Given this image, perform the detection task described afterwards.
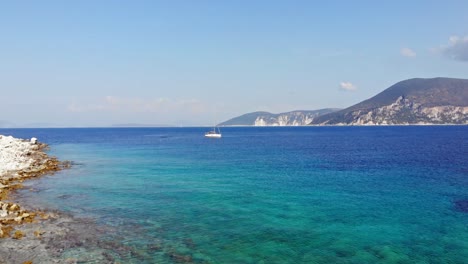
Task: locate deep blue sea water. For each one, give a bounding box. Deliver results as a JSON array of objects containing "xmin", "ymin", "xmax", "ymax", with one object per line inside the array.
[{"xmin": 1, "ymin": 126, "xmax": 467, "ymax": 263}]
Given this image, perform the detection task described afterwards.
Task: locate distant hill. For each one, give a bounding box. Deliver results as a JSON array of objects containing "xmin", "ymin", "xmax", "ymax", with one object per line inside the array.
[
  {"xmin": 311, "ymin": 77, "xmax": 468, "ymax": 125},
  {"xmin": 0, "ymin": 121, "xmax": 16, "ymax": 128},
  {"xmin": 0, "ymin": 121, "xmax": 62, "ymax": 128},
  {"xmin": 111, "ymin": 123, "xmax": 171, "ymax": 127},
  {"xmin": 219, "ymin": 109, "xmax": 340, "ymax": 126}
]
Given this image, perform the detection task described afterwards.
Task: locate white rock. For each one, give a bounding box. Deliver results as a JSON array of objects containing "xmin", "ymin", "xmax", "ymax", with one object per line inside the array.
[
  {"xmin": 0, "ymin": 135, "xmax": 38, "ymax": 177},
  {"xmin": 0, "ymin": 209, "xmax": 8, "ymax": 218}
]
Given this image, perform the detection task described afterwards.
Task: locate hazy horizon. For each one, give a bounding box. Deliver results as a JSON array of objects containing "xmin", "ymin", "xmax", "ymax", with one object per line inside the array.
[{"xmin": 1, "ymin": 1, "xmax": 467, "ymax": 127}]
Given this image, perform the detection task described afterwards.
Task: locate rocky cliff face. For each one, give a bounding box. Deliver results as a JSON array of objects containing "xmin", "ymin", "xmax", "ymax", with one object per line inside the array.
[
  {"xmin": 312, "ymin": 77, "xmax": 468, "ymax": 125},
  {"xmin": 324, "ymin": 96, "xmax": 468, "ymax": 125}
]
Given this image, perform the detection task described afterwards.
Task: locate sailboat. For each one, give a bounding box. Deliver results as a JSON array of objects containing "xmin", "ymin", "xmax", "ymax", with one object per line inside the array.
[{"xmin": 205, "ymin": 125, "xmax": 222, "ymax": 138}]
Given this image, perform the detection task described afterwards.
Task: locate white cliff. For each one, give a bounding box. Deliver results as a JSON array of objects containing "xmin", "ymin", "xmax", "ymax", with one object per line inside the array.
[{"xmin": 253, "ymin": 111, "xmax": 331, "ymax": 126}]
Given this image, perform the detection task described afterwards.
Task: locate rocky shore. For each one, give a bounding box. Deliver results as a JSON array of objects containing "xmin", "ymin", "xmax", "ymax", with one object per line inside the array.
[
  {"xmin": 0, "ymin": 135, "xmax": 121, "ymax": 263},
  {"xmin": 0, "ymin": 135, "xmax": 66, "ymax": 262},
  {"xmin": 0, "ymin": 135, "xmax": 65, "ymax": 233},
  {"xmin": 0, "ymin": 135, "xmax": 178, "ymax": 263}
]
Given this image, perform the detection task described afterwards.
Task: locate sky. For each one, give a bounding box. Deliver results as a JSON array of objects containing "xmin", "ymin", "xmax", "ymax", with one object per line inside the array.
[{"xmin": 1, "ymin": 0, "xmax": 467, "ymax": 127}]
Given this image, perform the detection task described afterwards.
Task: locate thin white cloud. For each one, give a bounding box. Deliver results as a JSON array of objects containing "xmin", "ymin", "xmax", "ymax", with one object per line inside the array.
[
  {"xmin": 68, "ymin": 96, "xmax": 207, "ymax": 114},
  {"xmin": 340, "ymin": 82, "xmax": 357, "ymax": 91},
  {"xmin": 67, "ymin": 102, "xmax": 105, "ymax": 112},
  {"xmin": 438, "ymin": 35, "xmax": 468, "ymax": 61},
  {"xmin": 401, "ymin": 47, "xmax": 416, "ymax": 58}
]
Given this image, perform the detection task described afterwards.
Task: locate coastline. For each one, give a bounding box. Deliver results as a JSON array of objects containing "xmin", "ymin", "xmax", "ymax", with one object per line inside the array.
[
  {"xmin": 0, "ymin": 135, "xmax": 120, "ymax": 263},
  {"xmin": 0, "ymin": 135, "xmax": 68, "ymax": 262},
  {"xmin": 219, "ymin": 123, "xmax": 468, "ymax": 127},
  {"xmin": 0, "ymin": 135, "xmax": 66, "ymax": 232}
]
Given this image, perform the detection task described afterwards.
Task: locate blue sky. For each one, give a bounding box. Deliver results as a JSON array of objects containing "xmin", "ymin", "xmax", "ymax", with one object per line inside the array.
[{"xmin": 1, "ymin": 0, "xmax": 467, "ymax": 127}]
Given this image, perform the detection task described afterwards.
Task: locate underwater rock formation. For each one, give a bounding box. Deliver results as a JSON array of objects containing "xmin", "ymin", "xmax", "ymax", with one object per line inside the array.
[{"xmin": 454, "ymin": 199, "xmax": 468, "ymax": 213}]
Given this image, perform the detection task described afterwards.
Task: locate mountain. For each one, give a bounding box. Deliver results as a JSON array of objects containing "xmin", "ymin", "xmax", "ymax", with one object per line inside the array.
[
  {"xmin": 219, "ymin": 109, "xmax": 340, "ymax": 126},
  {"xmin": 311, "ymin": 77, "xmax": 468, "ymax": 125}
]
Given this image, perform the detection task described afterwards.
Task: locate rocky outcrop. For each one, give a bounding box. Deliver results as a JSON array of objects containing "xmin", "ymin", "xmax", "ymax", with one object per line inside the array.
[
  {"xmin": 0, "ymin": 135, "xmax": 39, "ymax": 176},
  {"xmin": 0, "ymin": 135, "xmax": 131, "ymax": 263},
  {"xmin": 0, "ymin": 135, "xmax": 69, "ymax": 239}
]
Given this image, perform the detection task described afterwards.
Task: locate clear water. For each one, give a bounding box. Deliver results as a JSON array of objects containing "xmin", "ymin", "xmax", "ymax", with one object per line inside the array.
[{"xmin": 1, "ymin": 127, "xmax": 467, "ymax": 263}]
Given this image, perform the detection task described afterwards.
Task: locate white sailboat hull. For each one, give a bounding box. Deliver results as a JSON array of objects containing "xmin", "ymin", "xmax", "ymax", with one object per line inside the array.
[
  {"xmin": 205, "ymin": 124, "xmax": 222, "ymax": 138},
  {"xmin": 205, "ymin": 133, "xmax": 222, "ymax": 138}
]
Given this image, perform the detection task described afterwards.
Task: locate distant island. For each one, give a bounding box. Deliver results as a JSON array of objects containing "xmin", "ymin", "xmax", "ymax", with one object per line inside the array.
[
  {"xmin": 220, "ymin": 77, "xmax": 468, "ymax": 126},
  {"xmin": 111, "ymin": 123, "xmax": 172, "ymax": 127}
]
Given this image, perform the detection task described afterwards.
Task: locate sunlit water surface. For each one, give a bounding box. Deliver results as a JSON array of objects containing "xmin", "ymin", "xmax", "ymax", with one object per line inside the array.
[{"xmin": 2, "ymin": 126, "xmax": 467, "ymax": 263}]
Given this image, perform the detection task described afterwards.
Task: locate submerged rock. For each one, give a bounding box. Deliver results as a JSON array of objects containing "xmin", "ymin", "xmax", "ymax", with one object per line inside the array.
[
  {"xmin": 12, "ymin": 230, "xmax": 24, "ymax": 239},
  {"xmin": 454, "ymin": 199, "xmax": 468, "ymax": 213}
]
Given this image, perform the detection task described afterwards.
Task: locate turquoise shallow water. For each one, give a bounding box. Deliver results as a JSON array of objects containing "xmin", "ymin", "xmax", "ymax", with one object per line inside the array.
[{"xmin": 2, "ymin": 126, "xmax": 468, "ymax": 263}]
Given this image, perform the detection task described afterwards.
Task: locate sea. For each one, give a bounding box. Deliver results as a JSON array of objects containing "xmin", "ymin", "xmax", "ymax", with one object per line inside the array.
[{"xmin": 1, "ymin": 126, "xmax": 467, "ymax": 263}]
